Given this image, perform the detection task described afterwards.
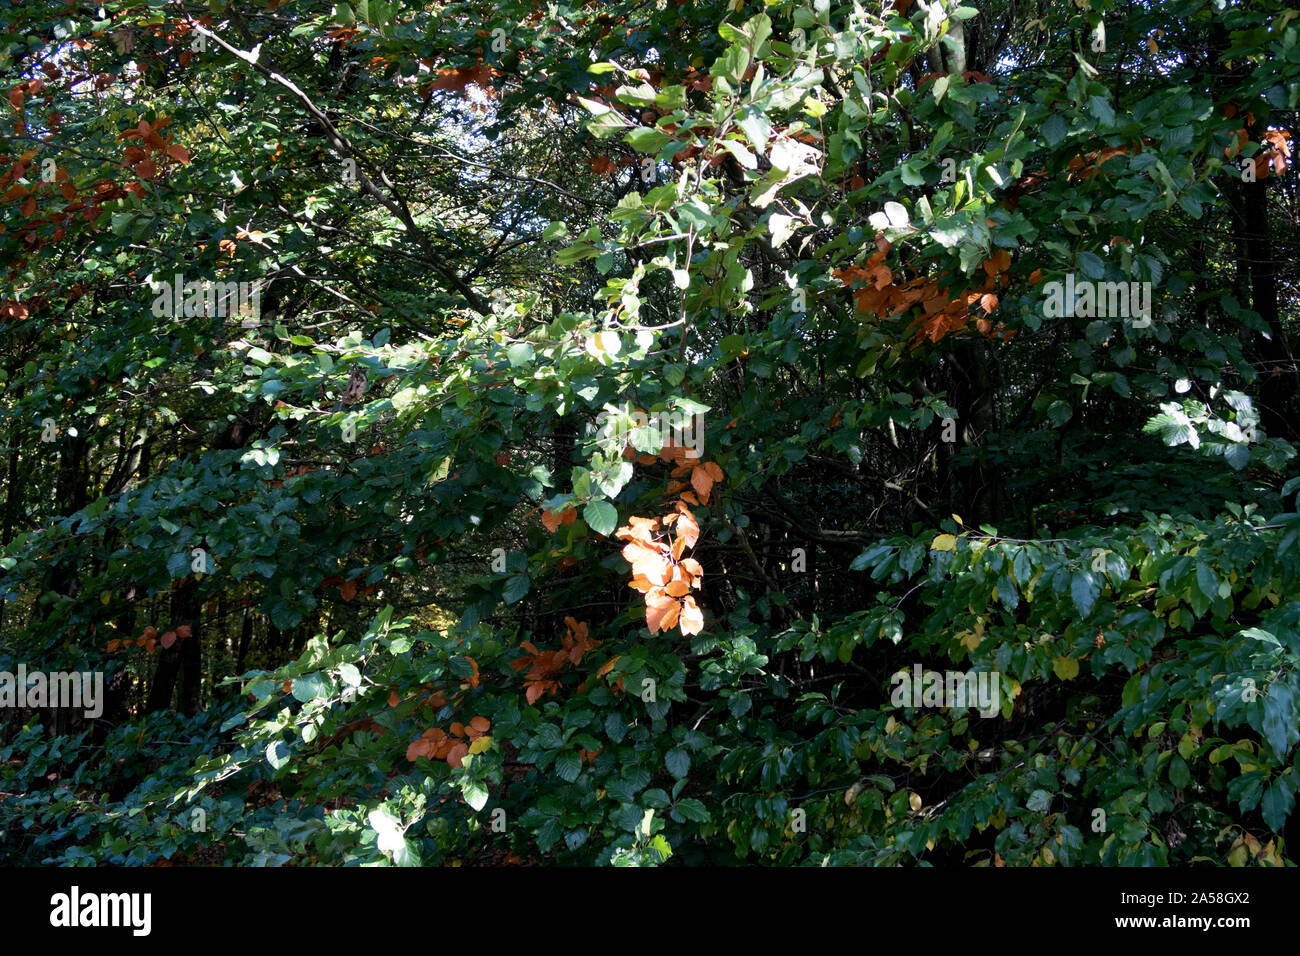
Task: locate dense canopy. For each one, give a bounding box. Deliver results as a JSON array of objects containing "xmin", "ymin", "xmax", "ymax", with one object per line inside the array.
[{"xmin": 1, "ymin": 0, "xmax": 1299, "ymax": 868}]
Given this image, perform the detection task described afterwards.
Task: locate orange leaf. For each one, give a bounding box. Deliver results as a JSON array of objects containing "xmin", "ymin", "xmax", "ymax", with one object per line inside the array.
[
  {"xmin": 340, "ymin": 579, "xmax": 357, "ymax": 602},
  {"xmin": 470, "ymin": 715, "xmax": 491, "ymax": 734},
  {"xmin": 622, "ymin": 539, "xmax": 671, "ymax": 584},
  {"xmin": 165, "ymin": 143, "xmax": 191, "ymax": 164},
  {"xmin": 979, "ymin": 293, "xmax": 999, "ymax": 313},
  {"xmin": 406, "ymin": 738, "xmax": 434, "ymax": 761},
  {"xmin": 160, "ymin": 630, "xmax": 177, "ymax": 649},
  {"xmin": 388, "ymin": 690, "xmax": 401, "ymax": 707},
  {"xmin": 107, "ymin": 639, "xmax": 121, "ymax": 652},
  {"xmin": 665, "ymin": 579, "xmax": 691, "ymax": 597},
  {"xmin": 645, "ymin": 589, "xmax": 681, "ymax": 633},
  {"xmin": 674, "ymin": 507, "xmax": 700, "ymax": 549},
  {"xmin": 176, "ymin": 624, "xmax": 192, "ymax": 639},
  {"xmin": 690, "ymin": 464, "xmax": 715, "ymax": 502},
  {"xmin": 20, "ymin": 195, "xmax": 35, "ymax": 217},
  {"xmin": 679, "ymin": 596, "xmax": 704, "ymax": 635}
]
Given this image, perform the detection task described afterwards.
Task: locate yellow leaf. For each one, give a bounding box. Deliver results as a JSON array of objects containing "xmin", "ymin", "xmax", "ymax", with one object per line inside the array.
[
  {"xmin": 908, "ymin": 792, "xmax": 922, "ymax": 812},
  {"xmin": 468, "ymin": 735, "xmax": 492, "ymax": 755},
  {"xmin": 885, "ymin": 716, "xmax": 898, "ymax": 735},
  {"xmin": 930, "ymin": 533, "xmax": 957, "ymax": 551},
  {"xmin": 1227, "ymin": 838, "xmax": 1248, "ymax": 867},
  {"xmin": 951, "ymin": 514, "xmax": 962, "ymax": 525},
  {"xmin": 1053, "ymin": 656, "xmax": 1080, "ymax": 680},
  {"xmin": 958, "ymin": 630, "xmax": 981, "ymax": 652}
]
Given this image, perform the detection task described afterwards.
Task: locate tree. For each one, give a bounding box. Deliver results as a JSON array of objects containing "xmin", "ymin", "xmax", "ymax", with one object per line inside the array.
[{"xmin": 2, "ymin": 0, "xmax": 1298, "ymax": 868}]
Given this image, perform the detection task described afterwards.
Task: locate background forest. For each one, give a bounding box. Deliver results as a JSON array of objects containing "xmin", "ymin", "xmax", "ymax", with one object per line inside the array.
[{"xmin": 1, "ymin": 0, "xmax": 1299, "ymax": 867}]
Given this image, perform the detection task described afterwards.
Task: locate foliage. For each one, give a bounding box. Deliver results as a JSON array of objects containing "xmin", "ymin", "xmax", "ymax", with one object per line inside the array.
[{"xmin": 1, "ymin": 0, "xmax": 1299, "ymax": 867}]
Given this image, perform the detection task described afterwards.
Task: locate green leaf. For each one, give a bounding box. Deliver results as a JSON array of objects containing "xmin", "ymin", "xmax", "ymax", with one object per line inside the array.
[
  {"xmin": 1071, "ymin": 569, "xmax": 1100, "ymax": 618},
  {"xmin": 503, "ymin": 573, "xmax": 531, "ymax": 604},
  {"xmin": 625, "ymin": 127, "xmax": 672, "ymax": 154},
  {"xmin": 291, "ymin": 673, "xmax": 329, "ymax": 702},
  {"xmin": 605, "ymin": 712, "xmax": 627, "ymax": 743},
  {"xmin": 1261, "ymin": 778, "xmax": 1295, "ymax": 832},
  {"xmin": 462, "ymin": 780, "xmax": 489, "ymax": 812},
  {"xmin": 555, "ymin": 750, "xmax": 583, "ymax": 782},
  {"xmin": 1168, "ymin": 755, "xmax": 1191, "ymax": 788},
  {"xmin": 584, "ymin": 500, "xmax": 618, "ymax": 536},
  {"xmin": 665, "ymin": 747, "xmax": 691, "ymax": 778},
  {"xmin": 506, "ymin": 342, "xmax": 534, "ymax": 367},
  {"xmin": 1261, "ymin": 684, "xmax": 1298, "ymax": 756},
  {"xmin": 1195, "ymin": 562, "xmax": 1219, "ymax": 603},
  {"xmin": 673, "ymin": 797, "xmax": 710, "ymax": 822},
  {"xmin": 1043, "ymin": 114, "xmax": 1067, "ymax": 147},
  {"xmin": 265, "ymin": 739, "xmax": 290, "ymax": 770},
  {"xmin": 1088, "ymin": 95, "xmax": 1115, "ymax": 127},
  {"xmin": 1077, "ymin": 251, "xmax": 1105, "ymax": 280}
]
